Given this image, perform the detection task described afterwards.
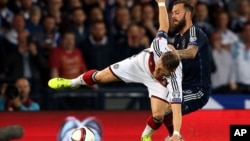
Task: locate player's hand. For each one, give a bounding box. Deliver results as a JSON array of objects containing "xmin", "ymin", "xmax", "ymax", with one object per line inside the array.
[
  {"xmin": 168, "ymin": 134, "xmax": 180, "ymax": 141},
  {"xmin": 10, "ymin": 96, "xmax": 22, "ymax": 108},
  {"xmin": 168, "ymin": 44, "xmax": 176, "ymax": 51},
  {"xmin": 29, "ymin": 43, "xmax": 38, "ymax": 56},
  {"xmin": 0, "ymin": 83, "xmax": 7, "ymax": 97}
]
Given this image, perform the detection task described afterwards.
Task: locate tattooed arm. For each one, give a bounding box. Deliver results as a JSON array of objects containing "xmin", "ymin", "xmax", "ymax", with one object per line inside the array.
[{"xmin": 170, "ymin": 45, "xmax": 198, "ymax": 59}]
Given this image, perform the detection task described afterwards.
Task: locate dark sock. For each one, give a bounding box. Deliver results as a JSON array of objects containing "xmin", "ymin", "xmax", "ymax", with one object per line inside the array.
[
  {"xmin": 147, "ymin": 115, "xmax": 163, "ymax": 130},
  {"xmin": 163, "ymin": 114, "xmax": 173, "ymax": 135}
]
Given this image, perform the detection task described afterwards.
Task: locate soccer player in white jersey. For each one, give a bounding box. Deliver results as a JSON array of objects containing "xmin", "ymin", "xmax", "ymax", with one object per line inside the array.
[{"xmin": 48, "ymin": 0, "xmax": 182, "ymax": 141}]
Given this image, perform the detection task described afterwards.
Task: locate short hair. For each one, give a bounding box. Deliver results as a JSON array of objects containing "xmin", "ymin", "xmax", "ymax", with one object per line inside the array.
[
  {"xmin": 173, "ymin": 0, "xmax": 194, "ymax": 16},
  {"xmin": 29, "ymin": 5, "xmax": 41, "ymax": 16},
  {"xmin": 91, "ymin": 20, "xmax": 106, "ymax": 28},
  {"xmin": 61, "ymin": 30, "xmax": 75, "ymax": 39},
  {"xmin": 161, "ymin": 51, "xmax": 180, "ymax": 72},
  {"xmin": 42, "ymin": 14, "xmax": 56, "ymax": 23},
  {"xmin": 71, "ymin": 7, "xmax": 85, "ymax": 14}
]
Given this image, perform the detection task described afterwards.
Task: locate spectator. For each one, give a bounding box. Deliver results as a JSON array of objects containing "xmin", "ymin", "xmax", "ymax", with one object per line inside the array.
[
  {"xmin": 0, "ymin": 83, "xmax": 7, "ymax": 110},
  {"xmin": 208, "ymin": 3, "xmax": 225, "ymax": 28},
  {"xmin": 110, "ymin": 6, "xmax": 130, "ymax": 43},
  {"xmin": 0, "ymin": 78, "xmax": 40, "ymax": 111},
  {"xmin": 4, "ymin": 30, "xmax": 47, "ymax": 84},
  {"xmin": 114, "ymin": 23, "xmax": 148, "ymax": 62},
  {"xmin": 187, "ymin": 0, "xmax": 198, "ymax": 6},
  {"xmin": 49, "ymin": 31, "xmax": 87, "ymax": 79},
  {"xmin": 231, "ymin": 22, "xmax": 250, "ymax": 94},
  {"xmin": 68, "ymin": 0, "xmax": 83, "ymax": 10},
  {"xmin": 130, "ymin": 3, "xmax": 142, "ymax": 24},
  {"xmin": 79, "ymin": 20, "xmax": 115, "ymax": 71},
  {"xmin": 46, "ymin": 0, "xmax": 63, "ymax": 25},
  {"xmin": 210, "ymin": 31, "xmax": 237, "ymax": 94},
  {"xmin": 82, "ymin": 0, "xmax": 99, "ymax": 12},
  {"xmin": 3, "ymin": 14, "xmax": 28, "ymax": 52},
  {"xmin": 230, "ymin": 0, "xmax": 250, "ymax": 33},
  {"xmin": 138, "ymin": 24, "xmax": 150, "ymax": 49},
  {"xmin": 18, "ymin": 0, "xmax": 33, "ymax": 22},
  {"xmin": 140, "ymin": 3, "xmax": 158, "ymax": 41},
  {"xmin": 25, "ymin": 5, "xmax": 42, "ymax": 34},
  {"xmin": 226, "ymin": 0, "xmax": 243, "ymax": 19},
  {"xmin": 14, "ymin": 77, "xmax": 40, "ymax": 111},
  {"xmin": 215, "ymin": 11, "xmax": 239, "ymax": 51},
  {"xmin": 69, "ymin": 7, "xmax": 89, "ymax": 47},
  {"xmin": 33, "ymin": 15, "xmax": 60, "ymax": 57},
  {"xmin": 87, "ymin": 6, "xmax": 105, "ymax": 27},
  {"xmin": 0, "ymin": 0, "xmax": 14, "ymax": 33},
  {"xmin": 193, "ymin": 2, "xmax": 214, "ymax": 36}
]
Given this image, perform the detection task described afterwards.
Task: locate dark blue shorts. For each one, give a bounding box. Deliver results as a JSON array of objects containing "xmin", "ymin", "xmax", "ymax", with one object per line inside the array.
[{"xmin": 181, "ymin": 87, "xmax": 210, "ymax": 115}]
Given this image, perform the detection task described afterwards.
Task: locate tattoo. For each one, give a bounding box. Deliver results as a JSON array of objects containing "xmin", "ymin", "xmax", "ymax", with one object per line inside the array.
[
  {"xmin": 176, "ymin": 50, "xmax": 193, "ymax": 59},
  {"xmin": 176, "ymin": 46, "xmax": 198, "ymax": 59}
]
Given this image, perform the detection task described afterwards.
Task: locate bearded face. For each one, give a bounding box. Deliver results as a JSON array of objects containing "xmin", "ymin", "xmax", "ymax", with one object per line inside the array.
[
  {"xmin": 171, "ymin": 14, "xmax": 187, "ymax": 33},
  {"xmin": 171, "ymin": 3, "xmax": 189, "ymax": 33}
]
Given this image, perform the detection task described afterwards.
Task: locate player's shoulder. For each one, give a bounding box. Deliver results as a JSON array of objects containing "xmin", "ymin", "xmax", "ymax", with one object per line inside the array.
[
  {"xmin": 190, "ymin": 26, "xmax": 207, "ymax": 37},
  {"xmin": 188, "ymin": 26, "xmax": 208, "ymax": 43}
]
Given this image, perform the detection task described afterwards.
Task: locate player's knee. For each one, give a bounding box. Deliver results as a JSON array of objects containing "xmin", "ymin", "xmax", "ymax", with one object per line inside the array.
[{"xmin": 152, "ymin": 111, "xmax": 164, "ymax": 120}]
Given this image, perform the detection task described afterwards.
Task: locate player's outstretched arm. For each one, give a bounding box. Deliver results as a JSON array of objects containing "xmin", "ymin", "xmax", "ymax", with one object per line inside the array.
[
  {"xmin": 172, "ymin": 45, "xmax": 199, "ymax": 59},
  {"xmin": 170, "ymin": 103, "xmax": 182, "ymax": 141},
  {"xmin": 156, "ymin": 0, "xmax": 169, "ymax": 33}
]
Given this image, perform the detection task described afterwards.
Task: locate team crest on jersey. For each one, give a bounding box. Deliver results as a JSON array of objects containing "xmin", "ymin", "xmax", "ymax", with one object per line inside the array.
[{"xmin": 113, "ymin": 64, "xmax": 119, "ymax": 69}]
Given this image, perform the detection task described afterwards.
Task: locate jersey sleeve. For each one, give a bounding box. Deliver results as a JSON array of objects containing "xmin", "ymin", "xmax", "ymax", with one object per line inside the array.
[
  {"xmin": 149, "ymin": 31, "xmax": 170, "ymax": 61},
  {"xmin": 167, "ymin": 64, "xmax": 183, "ymax": 104},
  {"xmin": 188, "ymin": 27, "xmax": 206, "ymax": 48}
]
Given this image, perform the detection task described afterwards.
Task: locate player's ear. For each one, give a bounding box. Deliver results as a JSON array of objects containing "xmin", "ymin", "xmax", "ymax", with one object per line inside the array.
[{"xmin": 186, "ymin": 11, "xmax": 192, "ymax": 20}]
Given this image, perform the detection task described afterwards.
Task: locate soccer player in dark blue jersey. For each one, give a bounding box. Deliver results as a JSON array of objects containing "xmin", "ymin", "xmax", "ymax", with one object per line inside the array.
[{"xmin": 164, "ymin": 0, "xmax": 211, "ymax": 140}]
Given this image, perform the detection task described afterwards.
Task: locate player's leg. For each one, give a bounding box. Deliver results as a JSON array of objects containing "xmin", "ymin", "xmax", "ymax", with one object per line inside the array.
[
  {"xmin": 48, "ymin": 67, "xmax": 120, "ymax": 89},
  {"xmin": 48, "ymin": 51, "xmax": 146, "ymax": 89},
  {"xmin": 141, "ymin": 97, "xmax": 170, "ymax": 141}
]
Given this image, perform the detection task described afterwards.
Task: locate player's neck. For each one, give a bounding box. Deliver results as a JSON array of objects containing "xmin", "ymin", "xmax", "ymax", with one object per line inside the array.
[{"xmin": 180, "ymin": 22, "xmax": 193, "ymax": 36}]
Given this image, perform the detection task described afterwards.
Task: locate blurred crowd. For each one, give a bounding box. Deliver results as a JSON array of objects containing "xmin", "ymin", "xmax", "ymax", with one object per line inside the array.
[{"xmin": 0, "ymin": 0, "xmax": 250, "ymax": 111}]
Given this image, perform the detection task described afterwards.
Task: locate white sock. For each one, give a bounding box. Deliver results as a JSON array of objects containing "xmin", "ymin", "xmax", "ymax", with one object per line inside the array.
[
  {"xmin": 142, "ymin": 125, "xmax": 154, "ymax": 137},
  {"xmin": 70, "ymin": 74, "xmax": 86, "ymax": 87}
]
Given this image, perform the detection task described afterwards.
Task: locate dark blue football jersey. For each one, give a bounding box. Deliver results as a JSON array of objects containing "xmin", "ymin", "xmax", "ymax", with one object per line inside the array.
[{"xmin": 174, "ymin": 26, "xmax": 211, "ymax": 90}]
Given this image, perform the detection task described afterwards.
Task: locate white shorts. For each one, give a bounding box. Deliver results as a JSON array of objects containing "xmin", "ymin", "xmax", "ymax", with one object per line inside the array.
[{"xmin": 109, "ymin": 51, "xmax": 170, "ymax": 102}]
